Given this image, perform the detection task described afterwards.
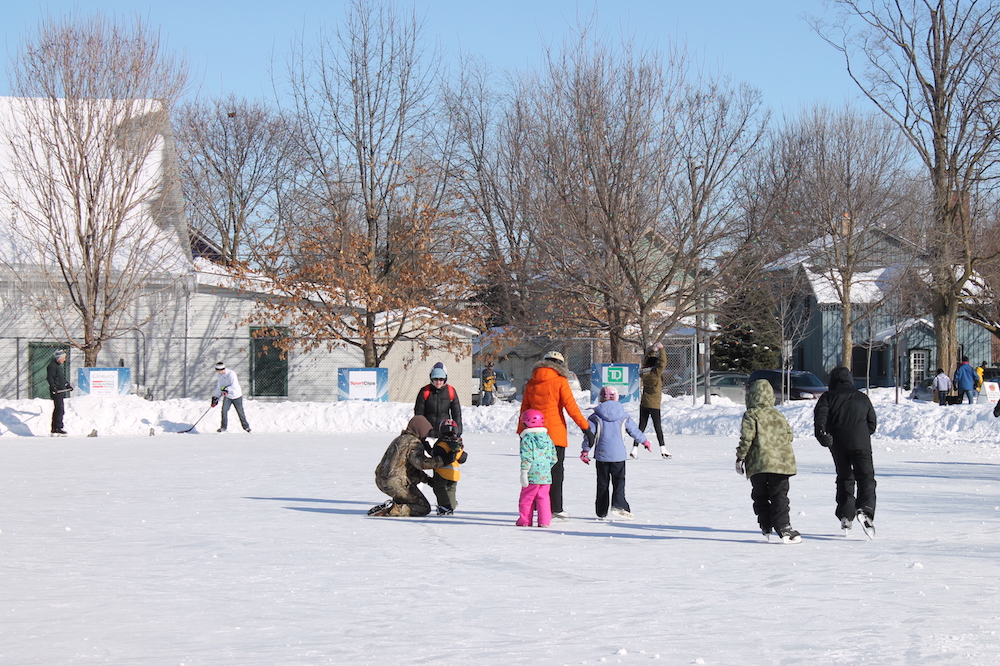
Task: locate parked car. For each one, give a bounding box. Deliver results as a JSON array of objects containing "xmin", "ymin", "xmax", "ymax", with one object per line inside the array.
[
  {"xmin": 702, "ymin": 373, "xmax": 751, "ymax": 402},
  {"xmin": 664, "ymin": 372, "xmax": 749, "ymax": 402},
  {"xmin": 910, "ymin": 377, "xmax": 936, "ymax": 402},
  {"xmin": 745, "ymin": 369, "xmax": 828, "ymax": 402},
  {"xmin": 472, "ymin": 368, "xmax": 517, "ymax": 405},
  {"xmin": 568, "ymin": 371, "xmax": 582, "ymax": 392}
]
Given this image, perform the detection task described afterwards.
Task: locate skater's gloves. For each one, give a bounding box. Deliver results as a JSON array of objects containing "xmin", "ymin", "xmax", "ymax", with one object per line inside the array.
[
  {"xmin": 641, "ymin": 439, "xmax": 652, "ymax": 452},
  {"xmin": 583, "ymin": 427, "xmax": 596, "ymax": 449},
  {"xmin": 735, "ymin": 458, "xmax": 745, "ymax": 475},
  {"xmin": 210, "ymin": 396, "xmax": 219, "ymax": 407},
  {"xmin": 815, "ymin": 430, "xmax": 833, "ymax": 447},
  {"xmin": 520, "ymin": 470, "xmax": 529, "ymax": 488},
  {"xmin": 580, "ymin": 450, "xmax": 591, "ymax": 465}
]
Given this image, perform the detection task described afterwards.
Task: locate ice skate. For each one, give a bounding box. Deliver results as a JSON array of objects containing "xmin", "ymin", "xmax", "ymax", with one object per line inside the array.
[
  {"xmin": 609, "ymin": 507, "xmax": 633, "ymax": 521},
  {"xmin": 778, "ymin": 526, "xmax": 802, "ymax": 544},
  {"xmin": 629, "ymin": 446, "xmax": 640, "ymax": 460},
  {"xmin": 367, "ymin": 499, "xmax": 394, "ymax": 516},
  {"xmin": 659, "ymin": 446, "xmax": 672, "ymax": 459},
  {"xmin": 596, "ymin": 515, "xmax": 609, "ymax": 522},
  {"xmin": 856, "ymin": 511, "xmax": 875, "ymax": 540},
  {"xmin": 840, "ymin": 517, "xmax": 853, "ymax": 536},
  {"xmin": 437, "ymin": 507, "xmax": 454, "ymax": 516},
  {"xmin": 552, "ymin": 511, "xmax": 570, "ymax": 520}
]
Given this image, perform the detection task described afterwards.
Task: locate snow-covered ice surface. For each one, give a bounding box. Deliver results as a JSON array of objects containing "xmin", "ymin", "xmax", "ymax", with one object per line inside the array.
[{"xmin": 1, "ymin": 389, "xmax": 999, "ymax": 664}]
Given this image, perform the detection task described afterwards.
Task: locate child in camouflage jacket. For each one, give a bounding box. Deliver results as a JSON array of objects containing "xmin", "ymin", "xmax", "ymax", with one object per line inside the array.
[{"xmin": 735, "ymin": 379, "xmax": 801, "ymax": 543}]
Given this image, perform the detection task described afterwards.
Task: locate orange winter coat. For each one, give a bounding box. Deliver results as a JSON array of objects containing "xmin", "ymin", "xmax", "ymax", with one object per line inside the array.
[{"xmin": 517, "ymin": 361, "xmax": 590, "ymax": 448}]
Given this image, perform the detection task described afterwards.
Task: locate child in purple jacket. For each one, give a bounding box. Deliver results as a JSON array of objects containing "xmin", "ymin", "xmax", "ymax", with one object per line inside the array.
[{"xmin": 580, "ymin": 386, "xmax": 649, "ymax": 521}]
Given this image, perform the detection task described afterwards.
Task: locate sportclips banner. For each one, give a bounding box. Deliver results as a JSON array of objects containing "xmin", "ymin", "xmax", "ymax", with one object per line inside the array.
[
  {"xmin": 338, "ymin": 368, "xmax": 389, "ymax": 401},
  {"xmin": 589, "ymin": 363, "xmax": 640, "ymax": 405},
  {"xmin": 76, "ymin": 368, "xmax": 132, "ymax": 396}
]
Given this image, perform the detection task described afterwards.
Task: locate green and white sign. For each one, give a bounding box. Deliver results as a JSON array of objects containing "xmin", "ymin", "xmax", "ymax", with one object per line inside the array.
[{"xmin": 590, "ymin": 363, "xmax": 640, "ymax": 404}]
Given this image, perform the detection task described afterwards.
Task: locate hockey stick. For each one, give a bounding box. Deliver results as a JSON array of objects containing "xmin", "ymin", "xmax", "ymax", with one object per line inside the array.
[{"xmin": 180, "ymin": 405, "xmax": 215, "ymax": 433}]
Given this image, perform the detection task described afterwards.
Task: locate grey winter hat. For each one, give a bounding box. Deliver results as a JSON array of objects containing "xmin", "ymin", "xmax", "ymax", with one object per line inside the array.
[
  {"xmin": 214, "ymin": 361, "xmax": 226, "ymax": 371},
  {"xmin": 54, "ymin": 349, "xmax": 66, "ymax": 359}
]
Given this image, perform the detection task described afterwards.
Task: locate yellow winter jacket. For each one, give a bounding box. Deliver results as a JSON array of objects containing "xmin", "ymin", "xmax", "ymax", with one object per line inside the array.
[{"xmin": 432, "ymin": 439, "xmax": 468, "ymax": 482}]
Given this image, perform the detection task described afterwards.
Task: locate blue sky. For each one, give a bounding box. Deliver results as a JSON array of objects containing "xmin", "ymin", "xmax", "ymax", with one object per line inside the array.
[{"xmin": 2, "ymin": 1, "xmax": 863, "ymax": 117}]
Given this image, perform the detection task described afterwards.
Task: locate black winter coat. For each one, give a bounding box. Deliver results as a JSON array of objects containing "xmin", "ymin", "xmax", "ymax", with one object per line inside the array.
[
  {"xmin": 414, "ymin": 383, "xmax": 462, "ymax": 436},
  {"xmin": 813, "ymin": 368, "xmax": 876, "ymax": 452},
  {"xmin": 46, "ymin": 359, "xmax": 70, "ymax": 399}
]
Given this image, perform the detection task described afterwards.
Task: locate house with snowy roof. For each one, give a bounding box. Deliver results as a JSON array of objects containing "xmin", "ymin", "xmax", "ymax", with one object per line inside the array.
[{"xmin": 769, "ymin": 227, "xmax": 990, "ymax": 388}]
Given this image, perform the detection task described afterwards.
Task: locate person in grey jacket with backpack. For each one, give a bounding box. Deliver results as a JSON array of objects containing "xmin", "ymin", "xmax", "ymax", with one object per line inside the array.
[{"xmin": 580, "ymin": 386, "xmax": 649, "ymax": 521}]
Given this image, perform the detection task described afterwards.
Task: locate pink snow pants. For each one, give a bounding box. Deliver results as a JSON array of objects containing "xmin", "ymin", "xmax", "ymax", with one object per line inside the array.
[{"xmin": 517, "ymin": 483, "xmax": 552, "ymax": 527}]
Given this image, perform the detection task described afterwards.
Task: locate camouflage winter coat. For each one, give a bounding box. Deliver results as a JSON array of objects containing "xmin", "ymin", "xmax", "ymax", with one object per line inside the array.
[
  {"xmin": 736, "ymin": 379, "xmax": 796, "ymax": 478},
  {"xmin": 375, "ymin": 422, "xmax": 447, "ymax": 498}
]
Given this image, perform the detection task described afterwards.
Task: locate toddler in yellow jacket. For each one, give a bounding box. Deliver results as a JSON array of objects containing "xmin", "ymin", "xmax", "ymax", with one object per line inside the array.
[{"xmin": 430, "ymin": 418, "xmax": 468, "ymax": 516}]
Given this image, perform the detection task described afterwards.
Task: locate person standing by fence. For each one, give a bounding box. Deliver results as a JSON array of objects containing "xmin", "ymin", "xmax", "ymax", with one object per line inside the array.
[{"xmin": 47, "ymin": 349, "xmax": 72, "ymax": 436}]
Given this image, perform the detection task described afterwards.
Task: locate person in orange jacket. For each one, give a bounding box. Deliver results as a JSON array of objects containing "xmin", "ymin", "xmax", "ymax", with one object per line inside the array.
[{"xmin": 518, "ymin": 351, "xmax": 595, "ymax": 520}]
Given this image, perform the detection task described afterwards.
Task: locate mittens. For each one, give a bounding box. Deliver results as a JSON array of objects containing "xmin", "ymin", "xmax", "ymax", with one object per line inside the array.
[
  {"xmin": 641, "ymin": 439, "xmax": 652, "ymax": 452},
  {"xmin": 735, "ymin": 458, "xmax": 745, "ymax": 475},
  {"xmin": 580, "ymin": 450, "xmax": 591, "ymax": 465},
  {"xmin": 520, "ymin": 470, "xmax": 529, "ymax": 488}
]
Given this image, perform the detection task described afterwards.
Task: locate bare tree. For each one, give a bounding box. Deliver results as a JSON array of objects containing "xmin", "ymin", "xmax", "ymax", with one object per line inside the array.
[
  {"xmin": 258, "ymin": 0, "xmax": 474, "ymax": 367},
  {"xmin": 443, "ymin": 58, "xmax": 542, "ymax": 334},
  {"xmin": 814, "ymin": 0, "xmax": 1000, "ymax": 370},
  {"xmin": 0, "ymin": 14, "xmax": 189, "ymax": 366},
  {"xmin": 521, "ymin": 32, "xmax": 767, "ymax": 361},
  {"xmin": 771, "ymin": 105, "xmax": 918, "ymax": 369},
  {"xmin": 174, "ymin": 95, "xmax": 296, "ymax": 265}
]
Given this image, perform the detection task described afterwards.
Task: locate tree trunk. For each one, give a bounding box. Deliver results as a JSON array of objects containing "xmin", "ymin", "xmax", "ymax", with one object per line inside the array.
[{"xmin": 841, "ymin": 298, "xmax": 853, "ymax": 370}]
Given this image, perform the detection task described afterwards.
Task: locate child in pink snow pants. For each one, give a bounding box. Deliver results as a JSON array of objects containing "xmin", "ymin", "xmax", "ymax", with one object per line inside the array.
[{"xmin": 517, "ymin": 409, "xmax": 558, "ymax": 527}]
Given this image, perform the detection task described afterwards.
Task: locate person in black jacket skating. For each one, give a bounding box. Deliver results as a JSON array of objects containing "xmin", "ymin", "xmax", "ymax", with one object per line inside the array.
[
  {"xmin": 814, "ymin": 366, "xmax": 878, "ymax": 538},
  {"xmin": 414, "ymin": 362, "xmax": 462, "ymax": 438},
  {"xmin": 46, "ymin": 349, "xmax": 73, "ymax": 435}
]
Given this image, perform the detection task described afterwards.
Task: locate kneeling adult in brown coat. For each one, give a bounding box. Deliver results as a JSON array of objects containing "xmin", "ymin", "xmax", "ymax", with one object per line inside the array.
[{"xmin": 369, "ymin": 415, "xmax": 450, "ymax": 517}]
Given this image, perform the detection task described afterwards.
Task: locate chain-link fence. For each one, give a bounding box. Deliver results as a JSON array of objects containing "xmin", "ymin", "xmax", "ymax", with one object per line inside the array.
[
  {"xmin": 0, "ymin": 332, "xmax": 697, "ymax": 404},
  {"xmin": 477, "ymin": 334, "xmax": 698, "ymax": 399}
]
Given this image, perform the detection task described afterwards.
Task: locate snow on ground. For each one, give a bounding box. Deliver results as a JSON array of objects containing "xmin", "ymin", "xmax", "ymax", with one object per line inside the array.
[{"xmin": 1, "ymin": 390, "xmax": 999, "ymax": 664}]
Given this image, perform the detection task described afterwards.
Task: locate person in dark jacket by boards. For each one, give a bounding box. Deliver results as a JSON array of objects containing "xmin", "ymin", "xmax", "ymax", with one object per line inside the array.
[
  {"xmin": 47, "ymin": 349, "xmax": 72, "ymax": 436},
  {"xmin": 814, "ymin": 366, "xmax": 878, "ymax": 539},
  {"xmin": 414, "ymin": 362, "xmax": 462, "ymax": 438}
]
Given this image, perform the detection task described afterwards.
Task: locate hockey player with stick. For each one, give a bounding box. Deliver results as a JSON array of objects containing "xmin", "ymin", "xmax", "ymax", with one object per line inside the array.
[
  {"xmin": 211, "ymin": 361, "xmax": 250, "ymax": 433},
  {"xmin": 47, "ymin": 349, "xmax": 72, "ymax": 436}
]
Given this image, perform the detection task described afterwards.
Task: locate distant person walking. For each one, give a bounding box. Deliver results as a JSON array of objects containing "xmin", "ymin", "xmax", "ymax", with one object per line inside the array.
[
  {"xmin": 953, "ymin": 357, "xmax": 977, "ymax": 405},
  {"xmin": 480, "ymin": 365, "xmax": 497, "ymax": 407},
  {"xmin": 933, "ymin": 368, "xmax": 952, "ymax": 407},
  {"xmin": 46, "ymin": 349, "xmax": 72, "ymax": 436},
  {"xmin": 212, "ymin": 361, "xmax": 251, "ymax": 433},
  {"xmin": 814, "ymin": 366, "xmax": 878, "ymax": 539},
  {"xmin": 518, "ymin": 351, "xmax": 595, "ymax": 520}
]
